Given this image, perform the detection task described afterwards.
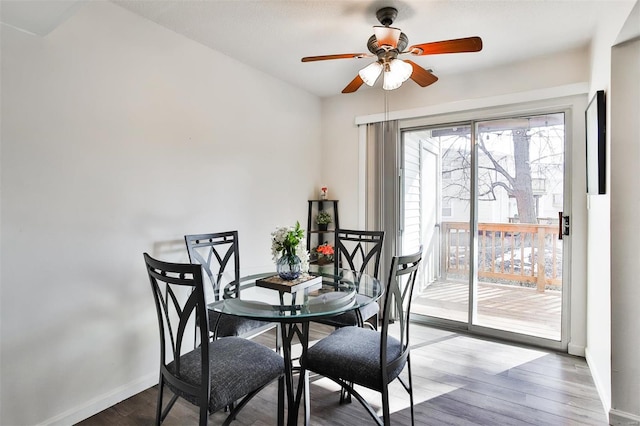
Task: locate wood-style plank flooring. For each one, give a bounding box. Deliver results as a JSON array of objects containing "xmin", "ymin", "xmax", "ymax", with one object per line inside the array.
[{"xmin": 77, "ymin": 323, "xmax": 607, "ymax": 425}]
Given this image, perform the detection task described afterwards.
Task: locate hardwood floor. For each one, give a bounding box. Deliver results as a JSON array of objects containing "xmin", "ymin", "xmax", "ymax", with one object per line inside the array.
[{"xmin": 77, "ymin": 323, "xmax": 607, "ymax": 425}]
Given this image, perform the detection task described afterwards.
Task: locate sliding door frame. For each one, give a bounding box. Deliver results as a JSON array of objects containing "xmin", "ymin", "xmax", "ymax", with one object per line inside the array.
[{"xmin": 383, "ymin": 96, "xmax": 585, "ymax": 351}]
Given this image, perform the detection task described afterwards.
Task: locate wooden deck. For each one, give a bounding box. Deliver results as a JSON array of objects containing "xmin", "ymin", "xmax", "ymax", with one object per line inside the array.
[{"xmin": 413, "ymin": 280, "xmax": 562, "ymax": 340}]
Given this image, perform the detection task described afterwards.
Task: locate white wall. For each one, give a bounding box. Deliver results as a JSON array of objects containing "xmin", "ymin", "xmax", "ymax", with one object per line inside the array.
[
  {"xmin": 0, "ymin": 2, "xmax": 321, "ymax": 425},
  {"xmin": 610, "ymin": 3, "xmax": 640, "ymax": 424},
  {"xmin": 584, "ymin": 1, "xmax": 638, "ymax": 419}
]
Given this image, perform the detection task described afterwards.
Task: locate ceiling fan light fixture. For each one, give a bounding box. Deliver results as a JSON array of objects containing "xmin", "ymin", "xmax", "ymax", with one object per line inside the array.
[
  {"xmin": 383, "ymin": 58, "xmax": 412, "ymax": 90},
  {"xmin": 358, "ymin": 61, "xmax": 383, "ymax": 86}
]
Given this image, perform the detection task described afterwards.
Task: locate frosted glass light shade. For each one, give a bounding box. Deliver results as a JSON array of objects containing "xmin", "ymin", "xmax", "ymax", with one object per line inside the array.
[
  {"xmin": 358, "ymin": 61, "xmax": 383, "ymax": 86},
  {"xmin": 383, "ymin": 59, "xmax": 412, "ymax": 90},
  {"xmin": 373, "ymin": 26, "xmax": 401, "ymax": 48}
]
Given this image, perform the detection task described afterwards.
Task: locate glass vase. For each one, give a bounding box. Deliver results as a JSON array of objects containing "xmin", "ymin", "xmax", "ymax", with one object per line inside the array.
[{"xmin": 277, "ymin": 255, "xmax": 302, "ymax": 280}]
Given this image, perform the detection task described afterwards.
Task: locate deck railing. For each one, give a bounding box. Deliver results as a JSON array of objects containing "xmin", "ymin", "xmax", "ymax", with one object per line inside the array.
[{"xmin": 442, "ymin": 221, "xmax": 562, "ymax": 292}]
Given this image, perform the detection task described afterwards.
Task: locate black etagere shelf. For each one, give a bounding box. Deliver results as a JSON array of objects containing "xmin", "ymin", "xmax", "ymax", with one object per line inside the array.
[{"xmin": 306, "ymin": 200, "xmax": 339, "ymax": 265}]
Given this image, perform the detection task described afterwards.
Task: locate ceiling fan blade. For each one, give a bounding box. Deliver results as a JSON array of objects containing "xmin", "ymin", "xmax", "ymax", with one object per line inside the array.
[
  {"xmin": 342, "ymin": 75, "xmax": 364, "ymax": 94},
  {"xmin": 301, "ymin": 53, "xmax": 370, "ymax": 62},
  {"xmin": 407, "ymin": 36, "xmax": 483, "ymax": 56},
  {"xmin": 404, "ymin": 60, "xmax": 438, "ymax": 87}
]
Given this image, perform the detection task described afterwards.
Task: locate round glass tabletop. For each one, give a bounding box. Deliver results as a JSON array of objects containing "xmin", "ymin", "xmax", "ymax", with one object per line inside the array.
[{"xmin": 208, "ymin": 270, "xmax": 382, "ymax": 322}]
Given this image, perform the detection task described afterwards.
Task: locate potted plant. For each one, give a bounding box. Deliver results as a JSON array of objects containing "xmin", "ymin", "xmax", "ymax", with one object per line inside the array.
[
  {"xmin": 315, "ymin": 243, "xmax": 334, "ymax": 266},
  {"xmin": 316, "ymin": 211, "xmax": 333, "ymax": 231},
  {"xmin": 271, "ymin": 221, "xmax": 310, "ymax": 280}
]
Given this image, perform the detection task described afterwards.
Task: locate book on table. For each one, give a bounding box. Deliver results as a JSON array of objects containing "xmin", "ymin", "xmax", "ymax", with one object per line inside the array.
[{"xmin": 256, "ymin": 273, "xmax": 322, "ymax": 294}]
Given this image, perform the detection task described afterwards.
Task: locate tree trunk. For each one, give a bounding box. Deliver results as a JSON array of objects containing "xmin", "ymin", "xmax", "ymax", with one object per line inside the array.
[{"xmin": 512, "ymin": 128, "xmax": 537, "ymax": 223}]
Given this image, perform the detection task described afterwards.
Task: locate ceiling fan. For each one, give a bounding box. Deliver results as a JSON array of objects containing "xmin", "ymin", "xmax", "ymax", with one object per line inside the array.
[{"xmin": 301, "ymin": 7, "xmax": 483, "ymax": 94}]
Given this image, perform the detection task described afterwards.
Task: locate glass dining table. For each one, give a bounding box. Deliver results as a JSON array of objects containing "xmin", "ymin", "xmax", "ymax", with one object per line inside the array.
[{"xmin": 208, "ymin": 269, "xmax": 383, "ymax": 426}]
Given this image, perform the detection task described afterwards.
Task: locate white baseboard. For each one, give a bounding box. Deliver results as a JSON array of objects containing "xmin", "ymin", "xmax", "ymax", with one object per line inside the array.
[
  {"xmin": 585, "ymin": 347, "xmax": 611, "ymax": 416},
  {"xmin": 568, "ymin": 342, "xmax": 585, "ymax": 357},
  {"xmin": 610, "ymin": 408, "xmax": 640, "ymax": 425},
  {"xmin": 39, "ymin": 373, "xmax": 157, "ymax": 426}
]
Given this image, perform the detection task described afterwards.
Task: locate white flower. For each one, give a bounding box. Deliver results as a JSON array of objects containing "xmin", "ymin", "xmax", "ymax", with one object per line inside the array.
[
  {"xmin": 270, "ymin": 225, "xmax": 291, "ymax": 262},
  {"xmin": 298, "ymin": 237, "xmax": 310, "ymax": 273},
  {"xmin": 270, "ymin": 222, "xmax": 310, "ymax": 273}
]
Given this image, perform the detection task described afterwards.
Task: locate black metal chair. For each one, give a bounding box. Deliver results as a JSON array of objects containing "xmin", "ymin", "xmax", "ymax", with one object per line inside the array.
[
  {"xmin": 303, "ymin": 249, "xmax": 423, "ymax": 426},
  {"xmin": 144, "ymin": 253, "xmax": 284, "ymax": 426},
  {"xmin": 184, "ymin": 231, "xmax": 276, "ymax": 341},
  {"xmin": 316, "ymin": 229, "xmax": 384, "ymax": 330}
]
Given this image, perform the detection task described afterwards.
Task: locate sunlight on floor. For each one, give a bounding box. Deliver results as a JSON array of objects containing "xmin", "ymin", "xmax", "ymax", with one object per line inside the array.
[{"xmin": 307, "ymin": 327, "xmax": 549, "ymax": 417}]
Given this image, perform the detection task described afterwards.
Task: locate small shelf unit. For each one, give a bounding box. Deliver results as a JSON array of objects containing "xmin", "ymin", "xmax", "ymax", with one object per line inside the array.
[{"xmin": 306, "ymin": 199, "xmax": 339, "ymax": 265}]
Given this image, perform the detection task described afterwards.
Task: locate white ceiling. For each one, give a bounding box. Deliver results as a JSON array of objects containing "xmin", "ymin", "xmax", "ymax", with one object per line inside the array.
[{"xmin": 1, "ymin": 0, "xmax": 635, "ymax": 97}]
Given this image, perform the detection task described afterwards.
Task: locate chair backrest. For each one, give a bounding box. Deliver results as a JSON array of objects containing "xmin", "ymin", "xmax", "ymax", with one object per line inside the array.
[
  {"xmin": 380, "ymin": 249, "xmax": 423, "ymax": 372},
  {"xmin": 184, "ymin": 231, "xmax": 240, "ymax": 301},
  {"xmin": 333, "ymin": 229, "xmax": 384, "ymax": 279},
  {"xmin": 144, "ymin": 253, "xmax": 210, "ymax": 401}
]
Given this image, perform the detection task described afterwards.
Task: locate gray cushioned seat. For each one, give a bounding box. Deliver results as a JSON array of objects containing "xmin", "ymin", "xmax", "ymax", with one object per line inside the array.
[
  {"xmin": 317, "ymin": 298, "xmax": 379, "ymax": 328},
  {"xmin": 303, "ymin": 326, "xmax": 404, "ymax": 392},
  {"xmin": 167, "ymin": 337, "xmax": 284, "ymax": 412},
  {"xmin": 208, "ymin": 310, "xmax": 271, "ymax": 337}
]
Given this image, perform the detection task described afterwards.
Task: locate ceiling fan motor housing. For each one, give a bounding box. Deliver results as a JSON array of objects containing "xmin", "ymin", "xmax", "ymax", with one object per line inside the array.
[
  {"xmin": 367, "ymin": 32, "xmax": 408, "ymax": 58},
  {"xmin": 376, "ymin": 7, "xmax": 398, "ymax": 26}
]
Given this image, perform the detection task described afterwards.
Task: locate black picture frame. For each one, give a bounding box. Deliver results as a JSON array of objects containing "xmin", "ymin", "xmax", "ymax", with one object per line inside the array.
[{"xmin": 586, "ymin": 90, "xmax": 606, "ymax": 194}]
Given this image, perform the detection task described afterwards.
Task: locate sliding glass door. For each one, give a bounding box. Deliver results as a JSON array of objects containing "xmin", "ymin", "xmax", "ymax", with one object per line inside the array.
[
  {"xmin": 402, "ymin": 125, "xmax": 471, "ymax": 324},
  {"xmin": 401, "ymin": 112, "xmax": 567, "ymax": 345}
]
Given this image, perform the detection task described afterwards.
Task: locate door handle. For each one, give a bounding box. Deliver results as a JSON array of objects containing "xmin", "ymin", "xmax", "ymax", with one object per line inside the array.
[{"xmin": 558, "ymin": 212, "xmax": 570, "ymax": 240}]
